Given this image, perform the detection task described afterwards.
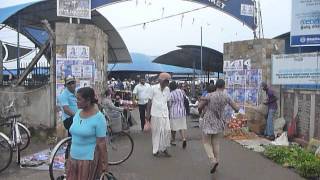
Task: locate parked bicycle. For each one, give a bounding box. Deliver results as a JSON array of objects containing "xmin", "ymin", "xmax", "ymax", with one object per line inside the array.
[
  {"xmin": 0, "ymin": 100, "xmax": 31, "ymax": 173},
  {"xmin": 49, "ymin": 111, "xmax": 134, "ymax": 180}
]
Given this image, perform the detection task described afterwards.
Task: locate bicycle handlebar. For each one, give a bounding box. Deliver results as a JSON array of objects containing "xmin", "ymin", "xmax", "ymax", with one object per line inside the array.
[{"xmin": 2, "ymin": 114, "xmax": 21, "ymax": 121}]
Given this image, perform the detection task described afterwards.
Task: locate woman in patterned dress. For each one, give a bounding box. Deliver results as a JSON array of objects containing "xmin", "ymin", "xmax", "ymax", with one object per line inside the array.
[
  {"xmin": 168, "ymin": 81, "xmax": 187, "ymax": 149},
  {"xmin": 198, "ymin": 79, "xmax": 239, "ymax": 174}
]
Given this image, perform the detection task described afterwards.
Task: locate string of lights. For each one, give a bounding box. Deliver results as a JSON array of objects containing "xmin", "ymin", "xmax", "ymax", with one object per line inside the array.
[{"xmin": 117, "ymin": 5, "xmax": 209, "ymax": 30}]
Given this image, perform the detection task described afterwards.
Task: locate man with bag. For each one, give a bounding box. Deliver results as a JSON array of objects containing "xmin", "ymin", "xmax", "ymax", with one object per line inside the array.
[
  {"xmin": 146, "ymin": 72, "xmax": 172, "ymax": 157},
  {"xmin": 261, "ymin": 82, "xmax": 278, "ymax": 140}
]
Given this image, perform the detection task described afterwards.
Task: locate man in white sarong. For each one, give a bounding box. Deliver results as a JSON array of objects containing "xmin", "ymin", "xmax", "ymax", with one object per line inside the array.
[{"xmin": 146, "ymin": 72, "xmax": 172, "ymax": 157}]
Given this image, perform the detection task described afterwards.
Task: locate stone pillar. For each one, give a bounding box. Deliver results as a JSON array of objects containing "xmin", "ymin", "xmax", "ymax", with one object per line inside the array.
[{"xmin": 55, "ymin": 22, "xmax": 108, "ymax": 100}]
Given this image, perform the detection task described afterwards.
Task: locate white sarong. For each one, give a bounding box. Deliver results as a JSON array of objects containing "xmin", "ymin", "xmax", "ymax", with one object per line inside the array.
[
  {"xmin": 170, "ymin": 116, "xmax": 187, "ymax": 131},
  {"xmin": 151, "ymin": 116, "xmax": 171, "ymax": 154}
]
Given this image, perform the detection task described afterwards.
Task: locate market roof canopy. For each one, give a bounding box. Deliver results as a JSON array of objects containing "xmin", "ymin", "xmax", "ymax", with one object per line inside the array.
[
  {"xmin": 153, "ymin": 45, "xmax": 223, "ymax": 73},
  {"xmin": 1, "ymin": 42, "xmax": 34, "ymax": 62},
  {"xmin": 0, "ymin": 0, "xmax": 131, "ymax": 63},
  {"xmin": 108, "ymin": 53, "xmax": 195, "ymax": 74}
]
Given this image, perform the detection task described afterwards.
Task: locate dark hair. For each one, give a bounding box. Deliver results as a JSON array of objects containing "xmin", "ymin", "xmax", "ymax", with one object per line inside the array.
[
  {"xmin": 77, "ymin": 87, "xmax": 98, "ymax": 104},
  {"xmin": 104, "ymin": 89, "xmax": 110, "ymax": 97},
  {"xmin": 169, "ymin": 81, "xmax": 178, "ymax": 91},
  {"xmin": 215, "ymin": 79, "xmax": 225, "ymax": 89},
  {"xmin": 261, "ymin": 82, "xmax": 268, "ymax": 88},
  {"xmin": 207, "ymin": 84, "xmax": 216, "ymax": 93}
]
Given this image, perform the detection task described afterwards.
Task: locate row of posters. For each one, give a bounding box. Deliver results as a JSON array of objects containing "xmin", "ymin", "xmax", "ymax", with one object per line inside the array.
[
  {"xmin": 56, "ymin": 45, "xmax": 96, "ymax": 97},
  {"xmin": 225, "ymin": 69, "xmax": 262, "ymax": 88},
  {"xmin": 224, "ymin": 59, "xmax": 262, "ymax": 113}
]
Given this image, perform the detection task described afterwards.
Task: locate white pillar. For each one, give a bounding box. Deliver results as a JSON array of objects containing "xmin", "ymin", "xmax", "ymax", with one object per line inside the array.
[{"xmin": 309, "ymin": 93, "xmax": 316, "ymax": 139}]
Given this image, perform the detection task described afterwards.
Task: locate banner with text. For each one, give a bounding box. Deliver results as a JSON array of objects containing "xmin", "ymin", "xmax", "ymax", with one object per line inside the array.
[
  {"xmin": 290, "ymin": 0, "xmax": 320, "ymax": 46},
  {"xmin": 57, "ymin": 0, "xmax": 91, "ymax": 19},
  {"xmin": 272, "ymin": 53, "xmax": 320, "ymax": 85}
]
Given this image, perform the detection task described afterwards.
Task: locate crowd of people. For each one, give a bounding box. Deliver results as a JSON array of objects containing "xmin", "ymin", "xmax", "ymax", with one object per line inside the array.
[{"xmin": 58, "ymin": 73, "xmax": 277, "ymax": 179}]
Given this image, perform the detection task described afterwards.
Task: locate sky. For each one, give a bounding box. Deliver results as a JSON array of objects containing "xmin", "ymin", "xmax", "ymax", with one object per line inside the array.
[{"xmin": 0, "ymin": 0, "xmax": 292, "ymax": 67}]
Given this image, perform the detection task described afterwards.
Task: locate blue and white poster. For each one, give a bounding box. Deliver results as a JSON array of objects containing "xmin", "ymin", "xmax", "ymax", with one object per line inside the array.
[{"xmin": 291, "ymin": 0, "xmax": 320, "ymax": 46}]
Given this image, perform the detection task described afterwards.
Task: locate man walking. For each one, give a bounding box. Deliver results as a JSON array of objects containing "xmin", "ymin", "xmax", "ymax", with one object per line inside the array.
[
  {"xmin": 261, "ymin": 82, "xmax": 278, "ymax": 140},
  {"xmin": 133, "ymin": 78, "xmax": 151, "ymax": 131},
  {"xmin": 59, "ymin": 75, "xmax": 78, "ymax": 136},
  {"xmin": 146, "ymin": 73, "xmax": 171, "ymax": 157}
]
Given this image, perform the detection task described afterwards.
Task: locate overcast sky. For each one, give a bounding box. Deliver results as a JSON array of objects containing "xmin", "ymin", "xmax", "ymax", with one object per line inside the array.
[{"xmin": 0, "ymin": 0, "xmax": 291, "ymax": 58}]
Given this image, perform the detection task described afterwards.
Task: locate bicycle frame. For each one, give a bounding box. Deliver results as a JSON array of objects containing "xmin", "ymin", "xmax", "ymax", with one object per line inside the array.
[{"xmin": 0, "ymin": 132, "xmax": 10, "ymax": 144}]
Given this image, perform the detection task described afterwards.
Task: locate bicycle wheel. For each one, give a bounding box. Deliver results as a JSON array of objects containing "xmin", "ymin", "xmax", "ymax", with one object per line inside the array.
[
  {"xmin": 0, "ymin": 122, "xmax": 31, "ymax": 151},
  {"xmin": 107, "ymin": 131, "xmax": 134, "ymax": 165},
  {"xmin": 0, "ymin": 133, "xmax": 13, "ymax": 173},
  {"xmin": 49, "ymin": 137, "xmax": 71, "ymax": 180}
]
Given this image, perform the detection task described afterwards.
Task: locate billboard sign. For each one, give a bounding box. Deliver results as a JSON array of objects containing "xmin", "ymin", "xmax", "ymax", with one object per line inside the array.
[
  {"xmin": 272, "ymin": 53, "xmax": 320, "ymax": 85},
  {"xmin": 290, "ymin": 0, "xmax": 320, "ymax": 46},
  {"xmin": 57, "ymin": 0, "xmax": 91, "ymax": 19}
]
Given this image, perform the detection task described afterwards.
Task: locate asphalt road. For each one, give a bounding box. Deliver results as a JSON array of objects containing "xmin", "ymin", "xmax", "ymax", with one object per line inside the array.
[{"xmin": 0, "ymin": 110, "xmax": 305, "ymax": 180}]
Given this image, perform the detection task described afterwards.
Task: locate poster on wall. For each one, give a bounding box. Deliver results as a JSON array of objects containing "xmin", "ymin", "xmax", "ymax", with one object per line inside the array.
[
  {"xmin": 290, "ymin": 0, "xmax": 320, "ymax": 46},
  {"xmin": 67, "ymin": 45, "xmax": 89, "ymax": 61},
  {"xmin": 272, "ymin": 53, "xmax": 320, "ymax": 85},
  {"xmin": 245, "ymin": 88, "xmax": 258, "ymax": 106},
  {"xmin": 246, "ymin": 69, "xmax": 262, "ymax": 87},
  {"xmin": 224, "ymin": 59, "xmax": 262, "ymax": 113},
  {"xmin": 56, "ymin": 45, "xmax": 95, "ymax": 105},
  {"xmin": 224, "ymin": 59, "xmax": 251, "ymax": 71},
  {"xmin": 57, "ymin": 0, "xmax": 91, "ymax": 19}
]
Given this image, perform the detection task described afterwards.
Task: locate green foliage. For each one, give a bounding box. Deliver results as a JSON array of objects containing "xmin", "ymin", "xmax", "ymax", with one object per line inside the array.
[{"xmin": 264, "ymin": 145, "xmax": 320, "ymax": 178}]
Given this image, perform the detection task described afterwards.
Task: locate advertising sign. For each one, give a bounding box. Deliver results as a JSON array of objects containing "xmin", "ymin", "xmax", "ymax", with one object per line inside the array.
[
  {"xmin": 272, "ymin": 53, "xmax": 320, "ymax": 85},
  {"xmin": 224, "ymin": 59, "xmax": 251, "ymax": 71},
  {"xmin": 57, "ymin": 0, "xmax": 91, "ymax": 19},
  {"xmin": 291, "ymin": 0, "xmax": 320, "ymax": 46}
]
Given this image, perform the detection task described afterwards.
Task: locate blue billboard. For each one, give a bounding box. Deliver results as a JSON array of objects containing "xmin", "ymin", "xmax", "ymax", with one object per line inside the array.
[{"xmin": 290, "ymin": 0, "xmax": 320, "ymax": 47}]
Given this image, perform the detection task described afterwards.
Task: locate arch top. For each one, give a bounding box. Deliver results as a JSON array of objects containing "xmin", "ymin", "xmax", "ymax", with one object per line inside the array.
[{"xmin": 92, "ymin": 0, "xmax": 257, "ymax": 30}]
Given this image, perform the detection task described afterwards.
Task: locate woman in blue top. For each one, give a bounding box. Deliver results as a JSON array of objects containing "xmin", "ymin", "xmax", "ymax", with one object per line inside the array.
[{"xmin": 67, "ymin": 87, "xmax": 108, "ymax": 180}]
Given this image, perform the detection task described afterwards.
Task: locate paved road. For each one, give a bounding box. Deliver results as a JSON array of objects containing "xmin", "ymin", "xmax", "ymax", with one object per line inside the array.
[{"xmin": 0, "ymin": 110, "xmax": 305, "ymax": 180}]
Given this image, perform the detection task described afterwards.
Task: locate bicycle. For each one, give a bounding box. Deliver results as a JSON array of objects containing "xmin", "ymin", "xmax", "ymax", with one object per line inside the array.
[
  {"xmin": 0, "ymin": 100, "xmax": 31, "ymax": 151},
  {"xmin": 0, "ymin": 100, "xmax": 31, "ymax": 173},
  {"xmin": 48, "ymin": 111, "xmax": 134, "ymax": 180}
]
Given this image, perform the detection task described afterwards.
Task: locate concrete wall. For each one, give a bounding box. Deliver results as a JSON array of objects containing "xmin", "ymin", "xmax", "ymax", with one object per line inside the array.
[
  {"xmin": 55, "ymin": 22, "xmax": 108, "ymax": 97},
  {"xmin": 282, "ymin": 90, "xmax": 320, "ymax": 141},
  {"xmin": 224, "ymin": 39, "xmax": 320, "ymax": 141},
  {"xmin": 224, "ymin": 38, "xmax": 285, "ymax": 107},
  {"xmin": 0, "ymin": 85, "xmax": 52, "ymax": 127}
]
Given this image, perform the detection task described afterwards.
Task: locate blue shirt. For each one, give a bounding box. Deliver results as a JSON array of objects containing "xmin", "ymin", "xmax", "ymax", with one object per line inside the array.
[
  {"xmin": 70, "ymin": 110, "xmax": 107, "ymax": 160},
  {"xmin": 58, "ymin": 88, "xmax": 78, "ymax": 121}
]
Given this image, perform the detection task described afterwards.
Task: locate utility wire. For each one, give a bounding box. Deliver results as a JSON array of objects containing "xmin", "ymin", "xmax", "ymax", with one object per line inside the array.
[{"xmin": 118, "ymin": 5, "xmax": 209, "ymax": 30}]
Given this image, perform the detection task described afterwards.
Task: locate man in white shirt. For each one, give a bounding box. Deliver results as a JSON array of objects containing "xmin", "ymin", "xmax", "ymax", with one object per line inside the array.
[
  {"xmin": 133, "ymin": 78, "xmax": 151, "ymax": 131},
  {"xmin": 146, "ymin": 72, "xmax": 171, "ymax": 157}
]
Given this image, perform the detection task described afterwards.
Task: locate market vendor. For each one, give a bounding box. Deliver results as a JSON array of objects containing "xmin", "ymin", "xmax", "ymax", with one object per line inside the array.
[{"xmin": 261, "ymin": 82, "xmax": 278, "ymax": 140}]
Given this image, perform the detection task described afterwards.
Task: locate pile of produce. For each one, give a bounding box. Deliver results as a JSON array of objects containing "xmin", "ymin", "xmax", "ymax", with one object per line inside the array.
[
  {"xmin": 225, "ymin": 114, "xmax": 255, "ymax": 140},
  {"xmin": 264, "ymin": 145, "xmax": 320, "ymax": 178},
  {"xmin": 227, "ymin": 113, "xmax": 247, "ymax": 129}
]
